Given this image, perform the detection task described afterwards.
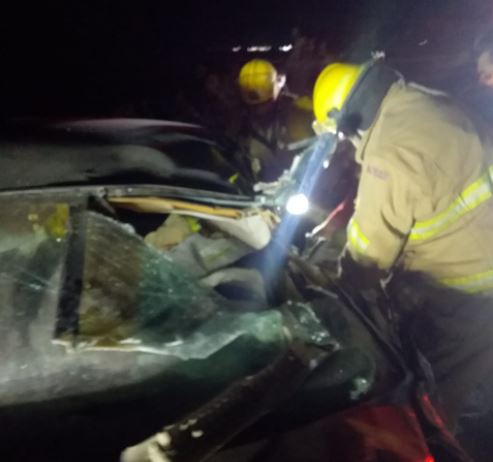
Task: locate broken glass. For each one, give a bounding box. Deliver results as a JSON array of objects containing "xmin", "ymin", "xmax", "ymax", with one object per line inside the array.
[
  {"xmin": 0, "ymin": 196, "xmax": 374, "ymax": 413},
  {"xmin": 54, "ymin": 211, "xmax": 288, "ymax": 359},
  {"xmin": 0, "ymin": 197, "xmax": 289, "ymax": 408},
  {"xmin": 0, "ymin": 199, "xmax": 69, "ymax": 350}
]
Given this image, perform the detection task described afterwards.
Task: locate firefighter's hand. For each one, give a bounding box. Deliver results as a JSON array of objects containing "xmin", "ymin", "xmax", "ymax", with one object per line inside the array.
[{"xmin": 337, "ymin": 247, "xmax": 384, "ymax": 293}]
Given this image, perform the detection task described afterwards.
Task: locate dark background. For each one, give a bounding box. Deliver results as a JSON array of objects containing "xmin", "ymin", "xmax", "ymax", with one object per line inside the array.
[{"xmin": 0, "ymin": 0, "xmax": 491, "ymax": 119}]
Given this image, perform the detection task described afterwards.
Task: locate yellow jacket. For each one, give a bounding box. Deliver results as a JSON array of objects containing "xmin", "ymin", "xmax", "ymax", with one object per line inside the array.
[
  {"xmin": 244, "ymin": 96, "xmax": 314, "ymax": 179},
  {"xmin": 347, "ymin": 80, "xmax": 493, "ymax": 293}
]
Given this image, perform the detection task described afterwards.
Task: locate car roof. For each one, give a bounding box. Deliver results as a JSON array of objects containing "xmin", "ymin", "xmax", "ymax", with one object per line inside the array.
[
  {"xmin": 0, "ymin": 118, "xmax": 243, "ymax": 194},
  {"xmin": 0, "ymin": 117, "xmax": 219, "ymax": 146}
]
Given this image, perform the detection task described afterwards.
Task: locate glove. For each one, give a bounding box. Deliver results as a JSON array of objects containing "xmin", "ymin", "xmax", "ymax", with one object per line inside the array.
[{"xmin": 337, "ymin": 247, "xmax": 385, "ymax": 293}]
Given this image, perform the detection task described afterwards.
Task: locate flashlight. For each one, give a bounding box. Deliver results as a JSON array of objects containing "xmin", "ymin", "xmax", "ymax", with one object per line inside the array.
[{"xmin": 286, "ymin": 193, "xmax": 310, "ymax": 215}]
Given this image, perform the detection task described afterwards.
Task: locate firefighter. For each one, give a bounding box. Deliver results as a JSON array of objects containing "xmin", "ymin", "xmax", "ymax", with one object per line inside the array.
[
  {"xmin": 237, "ymin": 59, "xmax": 314, "ymax": 181},
  {"xmin": 457, "ymin": 28, "xmax": 493, "ymax": 127},
  {"xmin": 475, "ymin": 28, "xmax": 493, "ymax": 88},
  {"xmin": 312, "ymin": 58, "xmax": 493, "ymax": 428}
]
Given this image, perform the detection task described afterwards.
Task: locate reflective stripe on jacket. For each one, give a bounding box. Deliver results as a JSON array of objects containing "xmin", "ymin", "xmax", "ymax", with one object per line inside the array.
[{"xmin": 347, "ymin": 81, "xmax": 493, "ymax": 293}]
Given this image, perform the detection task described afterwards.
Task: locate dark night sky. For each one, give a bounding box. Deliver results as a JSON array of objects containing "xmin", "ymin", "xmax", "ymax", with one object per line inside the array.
[{"xmin": 0, "ymin": 0, "xmax": 491, "ymax": 117}]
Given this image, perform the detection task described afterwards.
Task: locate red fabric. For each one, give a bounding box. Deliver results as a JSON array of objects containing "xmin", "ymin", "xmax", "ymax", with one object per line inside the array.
[
  {"xmin": 324, "ymin": 405, "xmax": 433, "ymax": 462},
  {"xmin": 314, "ymin": 192, "xmax": 356, "ymax": 239},
  {"xmin": 417, "ymin": 393, "xmax": 473, "ymax": 461},
  {"xmin": 326, "ymin": 194, "xmax": 355, "ymax": 231},
  {"xmin": 219, "ymin": 403, "xmax": 439, "ymax": 462}
]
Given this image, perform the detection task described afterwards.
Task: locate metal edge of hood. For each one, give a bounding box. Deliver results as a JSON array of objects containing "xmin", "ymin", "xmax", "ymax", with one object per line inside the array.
[{"xmin": 0, "ymin": 184, "xmax": 258, "ymax": 208}]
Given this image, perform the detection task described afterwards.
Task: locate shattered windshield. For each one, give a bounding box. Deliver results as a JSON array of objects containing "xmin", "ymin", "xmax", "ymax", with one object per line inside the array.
[{"xmin": 0, "ymin": 192, "xmax": 376, "ymax": 424}]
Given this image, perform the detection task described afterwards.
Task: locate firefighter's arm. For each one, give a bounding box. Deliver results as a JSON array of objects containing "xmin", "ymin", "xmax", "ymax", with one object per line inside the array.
[{"xmin": 339, "ymin": 155, "xmax": 415, "ymax": 290}]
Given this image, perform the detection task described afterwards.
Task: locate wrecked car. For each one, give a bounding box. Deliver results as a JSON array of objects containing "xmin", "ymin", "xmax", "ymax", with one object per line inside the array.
[{"xmin": 0, "ymin": 120, "xmax": 460, "ymax": 462}]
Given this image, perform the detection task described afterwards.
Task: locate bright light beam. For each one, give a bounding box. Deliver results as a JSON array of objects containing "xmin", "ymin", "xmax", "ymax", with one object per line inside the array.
[
  {"xmin": 260, "ymin": 134, "xmax": 337, "ymax": 289},
  {"xmin": 274, "ymin": 134, "xmax": 338, "ymax": 243},
  {"xmin": 286, "ymin": 193, "xmax": 310, "ymax": 215}
]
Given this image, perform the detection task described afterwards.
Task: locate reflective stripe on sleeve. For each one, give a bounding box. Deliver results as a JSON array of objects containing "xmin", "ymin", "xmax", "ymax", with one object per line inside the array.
[
  {"xmin": 440, "ymin": 269, "xmax": 493, "ymax": 293},
  {"xmin": 410, "ymin": 166, "xmax": 493, "ymax": 242},
  {"xmin": 348, "ymin": 218, "xmax": 369, "ymax": 254}
]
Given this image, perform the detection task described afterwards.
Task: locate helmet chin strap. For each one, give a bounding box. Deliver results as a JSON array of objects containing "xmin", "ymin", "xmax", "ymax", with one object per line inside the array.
[{"xmin": 336, "ymin": 61, "xmax": 401, "ymax": 136}]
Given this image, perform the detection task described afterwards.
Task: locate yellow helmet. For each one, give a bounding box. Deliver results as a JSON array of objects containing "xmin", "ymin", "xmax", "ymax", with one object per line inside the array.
[
  {"xmin": 238, "ymin": 59, "xmax": 279, "ymax": 105},
  {"xmin": 312, "ymin": 62, "xmax": 367, "ymax": 133}
]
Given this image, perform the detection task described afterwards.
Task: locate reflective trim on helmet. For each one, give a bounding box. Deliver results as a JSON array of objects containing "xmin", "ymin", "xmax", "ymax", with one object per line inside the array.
[
  {"xmin": 441, "ymin": 268, "xmax": 493, "ymax": 293},
  {"xmin": 348, "ymin": 218, "xmax": 369, "ymax": 254},
  {"xmin": 409, "ymin": 166, "xmax": 493, "ymax": 241}
]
